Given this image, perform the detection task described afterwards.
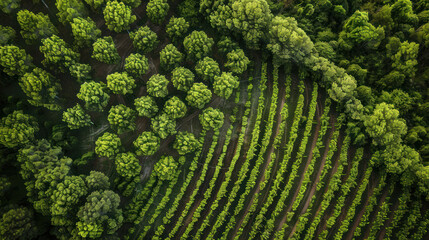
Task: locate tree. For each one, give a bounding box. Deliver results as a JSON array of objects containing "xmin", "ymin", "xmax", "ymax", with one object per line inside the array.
[
  {"xmin": 69, "ymin": 63, "xmax": 92, "ymax": 83},
  {"xmin": 195, "ymin": 57, "xmax": 220, "ymax": 82},
  {"xmin": 76, "ymin": 190, "xmax": 123, "ymax": 239},
  {"xmin": 121, "ymin": 0, "xmax": 141, "ymax": 8},
  {"xmin": 378, "ymin": 89, "xmax": 415, "ymax": 115},
  {"xmin": 17, "ymin": 10, "xmax": 57, "ymax": 44},
  {"xmin": 217, "ymin": 36, "xmax": 239, "ymax": 54},
  {"xmin": 146, "ymin": 0, "xmax": 169, "ymax": 24},
  {"xmin": 124, "ymin": 53, "xmax": 149, "ymax": 76},
  {"xmin": 108, "ymin": 104, "xmax": 136, "ymax": 134},
  {"xmin": 151, "ymin": 113, "xmax": 176, "ymax": 139},
  {"xmin": 129, "ymin": 26, "xmax": 158, "ymax": 54},
  {"xmin": 134, "ymin": 96, "xmax": 158, "ymax": 117},
  {"xmin": 95, "ymin": 132, "xmax": 121, "ymax": 158},
  {"xmin": 0, "ymin": 45, "xmax": 33, "ymax": 76},
  {"xmin": 163, "ymin": 96, "xmax": 187, "ymax": 119},
  {"xmin": 84, "ymin": 0, "xmax": 105, "ymax": 9},
  {"xmin": 77, "ymin": 81, "xmax": 110, "ymax": 112},
  {"xmin": 0, "ymin": 110, "xmax": 38, "ymax": 148},
  {"xmin": 199, "ymin": 107, "xmax": 224, "ymax": 130},
  {"xmin": 0, "ymin": 0, "xmax": 19, "ymax": 14},
  {"xmin": 183, "ymin": 31, "xmax": 214, "ymax": 60},
  {"xmin": 364, "ymin": 102, "xmax": 407, "ymax": 147},
  {"xmin": 71, "ymin": 17, "xmax": 101, "ymax": 48},
  {"xmin": 103, "ymin": 0, "xmax": 136, "ymax": 32},
  {"xmin": 19, "ymin": 67, "xmax": 62, "ymax": 110},
  {"xmin": 173, "ymin": 131, "xmax": 199, "ymax": 155},
  {"xmin": 213, "ymin": 72, "xmax": 239, "ymax": 99},
  {"xmin": 386, "ymin": 37, "xmax": 419, "ymax": 79},
  {"xmin": 106, "ymin": 72, "xmax": 136, "ymax": 95},
  {"xmin": 40, "ymin": 35, "xmax": 80, "ymax": 72},
  {"xmin": 62, "ymin": 104, "xmax": 92, "ymax": 130},
  {"xmin": 92, "ymin": 36, "xmax": 120, "ymax": 64},
  {"xmin": 55, "ymin": 0, "xmax": 88, "ymax": 24},
  {"xmin": 85, "ymin": 171, "xmax": 110, "ymax": 191},
  {"xmin": 225, "ymin": 49, "xmax": 250, "ymax": 74},
  {"xmin": 115, "ymin": 152, "xmax": 141, "ymax": 179},
  {"xmin": 171, "ymin": 67, "xmax": 194, "ymax": 91},
  {"xmin": 0, "ymin": 207, "xmax": 38, "ymax": 240},
  {"xmin": 314, "ymin": 41, "xmax": 336, "ymax": 62},
  {"xmin": 160, "ymin": 44, "xmax": 183, "ymax": 71},
  {"xmin": 391, "ymin": 0, "xmax": 418, "ymax": 25},
  {"xmin": 166, "ymin": 17, "xmax": 189, "ymax": 43},
  {"xmin": 186, "ymin": 82, "xmax": 212, "ymax": 109},
  {"xmin": 147, "ymin": 74, "xmax": 169, "ymax": 98},
  {"xmin": 0, "ymin": 25, "xmax": 15, "ymax": 45},
  {"xmin": 154, "ymin": 155, "xmax": 178, "ymax": 180},
  {"xmin": 133, "ymin": 131, "xmax": 160, "ymax": 156}
]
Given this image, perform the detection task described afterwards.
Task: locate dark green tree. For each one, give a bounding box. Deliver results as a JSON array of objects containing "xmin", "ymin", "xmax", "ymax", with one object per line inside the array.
[
  {"xmin": 146, "ymin": 0, "xmax": 169, "ymax": 24},
  {"xmin": 69, "ymin": 63, "xmax": 92, "ymax": 83},
  {"xmin": 0, "ymin": 207, "xmax": 38, "ymax": 240},
  {"xmin": 85, "ymin": 171, "xmax": 110, "ymax": 190},
  {"xmin": 195, "ymin": 57, "xmax": 220, "ymax": 82},
  {"xmin": 0, "ymin": 25, "xmax": 15, "ymax": 45},
  {"xmin": 160, "ymin": 44, "xmax": 183, "ymax": 71},
  {"xmin": 225, "ymin": 49, "xmax": 250, "ymax": 74},
  {"xmin": 108, "ymin": 104, "xmax": 136, "ymax": 134},
  {"xmin": 0, "ymin": 0, "xmax": 19, "ymax": 14},
  {"xmin": 154, "ymin": 155, "xmax": 178, "ymax": 180},
  {"xmin": 171, "ymin": 67, "xmax": 194, "ymax": 91},
  {"xmin": 103, "ymin": 0, "xmax": 136, "ymax": 32},
  {"xmin": 55, "ymin": 0, "xmax": 88, "ymax": 24},
  {"xmin": 129, "ymin": 26, "xmax": 158, "ymax": 54},
  {"xmin": 186, "ymin": 82, "xmax": 212, "ymax": 109},
  {"xmin": 133, "ymin": 131, "xmax": 160, "ymax": 156},
  {"xmin": 199, "ymin": 107, "xmax": 224, "ymax": 130},
  {"xmin": 183, "ymin": 31, "xmax": 214, "ymax": 60},
  {"xmin": 213, "ymin": 72, "xmax": 239, "ymax": 99},
  {"xmin": 77, "ymin": 81, "xmax": 110, "ymax": 112},
  {"xmin": 134, "ymin": 96, "xmax": 158, "ymax": 117},
  {"xmin": 40, "ymin": 35, "xmax": 80, "ymax": 72},
  {"xmin": 84, "ymin": 0, "xmax": 105, "ymax": 9},
  {"xmin": 17, "ymin": 10, "xmax": 58, "ymax": 44},
  {"xmin": 217, "ymin": 36, "xmax": 239, "ymax": 54},
  {"xmin": 173, "ymin": 131, "xmax": 199, "ymax": 155},
  {"xmin": 124, "ymin": 53, "xmax": 149, "ymax": 76},
  {"xmin": 106, "ymin": 72, "xmax": 136, "ymax": 95},
  {"xmin": 95, "ymin": 132, "xmax": 121, "ymax": 158},
  {"xmin": 0, "ymin": 110, "xmax": 38, "ymax": 148},
  {"xmin": 62, "ymin": 104, "xmax": 92, "ymax": 130},
  {"xmin": 151, "ymin": 113, "xmax": 176, "ymax": 139},
  {"xmin": 147, "ymin": 74, "xmax": 169, "ymax": 98},
  {"xmin": 71, "ymin": 17, "xmax": 101, "ymax": 48},
  {"xmin": 391, "ymin": 0, "xmax": 418, "ymax": 25},
  {"xmin": 0, "ymin": 45, "xmax": 33, "ymax": 76},
  {"xmin": 163, "ymin": 96, "xmax": 187, "ymax": 119},
  {"xmin": 92, "ymin": 36, "xmax": 120, "ymax": 64},
  {"xmin": 166, "ymin": 17, "xmax": 189, "ymax": 43}
]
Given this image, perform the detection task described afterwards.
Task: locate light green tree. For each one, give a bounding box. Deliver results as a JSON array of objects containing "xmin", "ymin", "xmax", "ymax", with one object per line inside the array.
[
  {"xmin": 129, "ymin": 26, "xmax": 158, "ymax": 54},
  {"xmin": 62, "ymin": 104, "xmax": 92, "ymax": 130},
  {"xmin": 154, "ymin": 155, "xmax": 178, "ymax": 180},
  {"xmin": 166, "ymin": 17, "xmax": 189, "ymax": 43},
  {"xmin": 106, "ymin": 72, "xmax": 136, "ymax": 95},
  {"xmin": 195, "ymin": 57, "xmax": 220, "ymax": 82},
  {"xmin": 84, "ymin": 0, "xmax": 105, "ymax": 9},
  {"xmin": 163, "ymin": 96, "xmax": 187, "ymax": 119},
  {"xmin": 108, "ymin": 104, "xmax": 136, "ymax": 134},
  {"xmin": 186, "ymin": 82, "xmax": 212, "ymax": 109},
  {"xmin": 71, "ymin": 17, "xmax": 101, "ymax": 48},
  {"xmin": 95, "ymin": 132, "xmax": 121, "ymax": 158},
  {"xmin": 69, "ymin": 63, "xmax": 92, "ymax": 83},
  {"xmin": 0, "ymin": 45, "xmax": 33, "ymax": 76},
  {"xmin": 173, "ymin": 131, "xmax": 199, "ymax": 155},
  {"xmin": 151, "ymin": 113, "xmax": 176, "ymax": 139},
  {"xmin": 77, "ymin": 81, "xmax": 110, "ymax": 112},
  {"xmin": 115, "ymin": 152, "xmax": 141, "ymax": 179},
  {"xmin": 92, "ymin": 36, "xmax": 120, "ymax": 64},
  {"xmin": 160, "ymin": 44, "xmax": 183, "ymax": 71},
  {"xmin": 55, "ymin": 0, "xmax": 88, "ymax": 24},
  {"xmin": 124, "ymin": 53, "xmax": 149, "ymax": 76},
  {"xmin": 146, "ymin": 0, "xmax": 169, "ymax": 24},
  {"xmin": 213, "ymin": 72, "xmax": 239, "ymax": 99},
  {"xmin": 134, "ymin": 96, "xmax": 158, "ymax": 117},
  {"xmin": 0, "ymin": 110, "xmax": 38, "ymax": 148},
  {"xmin": 40, "ymin": 35, "xmax": 80, "ymax": 72},
  {"xmin": 171, "ymin": 67, "xmax": 194, "ymax": 91},
  {"xmin": 103, "ymin": 0, "xmax": 136, "ymax": 32},
  {"xmin": 133, "ymin": 131, "xmax": 160, "ymax": 156},
  {"xmin": 147, "ymin": 74, "xmax": 169, "ymax": 98},
  {"xmin": 183, "ymin": 31, "xmax": 214, "ymax": 60},
  {"xmin": 199, "ymin": 107, "xmax": 224, "ymax": 130},
  {"xmin": 224, "ymin": 49, "xmax": 250, "ymax": 74},
  {"xmin": 17, "ymin": 10, "xmax": 58, "ymax": 44}
]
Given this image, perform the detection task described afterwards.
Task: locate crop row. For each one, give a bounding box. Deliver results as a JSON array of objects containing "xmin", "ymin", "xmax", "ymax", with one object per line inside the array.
[
  {"xmin": 367, "ymin": 184, "xmax": 394, "ymax": 240},
  {"xmin": 396, "ymin": 199, "xmax": 422, "ymax": 239},
  {"xmin": 124, "ymin": 175, "xmax": 157, "ymax": 224},
  {"xmin": 384, "ymin": 188, "xmax": 410, "ymax": 239}
]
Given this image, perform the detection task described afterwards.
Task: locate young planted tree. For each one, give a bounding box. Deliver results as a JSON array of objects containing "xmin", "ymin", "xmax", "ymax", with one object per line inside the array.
[
  {"xmin": 62, "ymin": 104, "xmax": 92, "ymax": 130},
  {"xmin": 186, "ymin": 82, "xmax": 212, "ymax": 109},
  {"xmin": 199, "ymin": 107, "xmax": 224, "ymax": 130},
  {"xmin": 171, "ymin": 67, "xmax": 194, "ymax": 91},
  {"xmin": 71, "ymin": 17, "xmax": 101, "ymax": 48},
  {"xmin": 160, "ymin": 44, "xmax": 183, "ymax": 71},
  {"xmin": 95, "ymin": 132, "xmax": 122, "ymax": 158},
  {"xmin": 17, "ymin": 10, "xmax": 58, "ymax": 44},
  {"xmin": 151, "ymin": 113, "xmax": 176, "ymax": 139},
  {"xmin": 115, "ymin": 152, "xmax": 141, "ymax": 179},
  {"xmin": 103, "ymin": 0, "xmax": 136, "ymax": 32},
  {"xmin": 0, "ymin": 25, "xmax": 15, "ymax": 45},
  {"xmin": 106, "ymin": 72, "xmax": 136, "ymax": 95},
  {"xmin": 154, "ymin": 155, "xmax": 178, "ymax": 180},
  {"xmin": 77, "ymin": 81, "xmax": 110, "ymax": 112},
  {"xmin": 69, "ymin": 63, "xmax": 92, "ymax": 83},
  {"xmin": 173, "ymin": 131, "xmax": 199, "ymax": 155},
  {"xmin": 40, "ymin": 35, "xmax": 80, "ymax": 72},
  {"xmin": 129, "ymin": 26, "xmax": 158, "ymax": 54},
  {"xmin": 55, "ymin": 0, "xmax": 88, "ymax": 24},
  {"xmin": 134, "ymin": 96, "xmax": 158, "ymax": 117},
  {"xmin": 224, "ymin": 49, "xmax": 250, "ymax": 74},
  {"xmin": 108, "ymin": 104, "xmax": 136, "ymax": 134},
  {"xmin": 213, "ymin": 72, "xmax": 239, "ymax": 99},
  {"xmin": 195, "ymin": 57, "xmax": 220, "ymax": 82},
  {"xmin": 92, "ymin": 36, "xmax": 120, "ymax": 64},
  {"xmin": 0, "ymin": 110, "xmax": 38, "ymax": 148},
  {"xmin": 183, "ymin": 31, "xmax": 214, "ymax": 60},
  {"xmin": 124, "ymin": 53, "xmax": 149, "ymax": 76},
  {"xmin": 147, "ymin": 74, "xmax": 169, "ymax": 98},
  {"xmin": 133, "ymin": 131, "xmax": 160, "ymax": 156},
  {"xmin": 166, "ymin": 17, "xmax": 189, "ymax": 43},
  {"xmin": 0, "ymin": 45, "xmax": 33, "ymax": 76},
  {"xmin": 163, "ymin": 96, "xmax": 187, "ymax": 119},
  {"xmin": 146, "ymin": 0, "xmax": 169, "ymax": 24}
]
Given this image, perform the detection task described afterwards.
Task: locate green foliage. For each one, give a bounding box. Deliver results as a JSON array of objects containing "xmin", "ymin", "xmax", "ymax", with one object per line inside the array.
[
  {"xmin": 375, "ymin": 144, "xmax": 420, "ymax": 181},
  {"xmin": 391, "ymin": 0, "xmax": 418, "ymax": 25},
  {"xmin": 213, "ymin": 72, "xmax": 239, "ymax": 99},
  {"xmin": 77, "ymin": 81, "xmax": 110, "ymax": 111},
  {"xmin": 0, "ymin": 25, "xmax": 15, "ymax": 45},
  {"xmin": 166, "ymin": 17, "xmax": 189, "ymax": 43},
  {"xmin": 151, "ymin": 113, "xmax": 176, "ymax": 139},
  {"xmin": 378, "ymin": 89, "xmax": 415, "ymax": 114},
  {"xmin": 224, "ymin": 49, "xmax": 250, "ymax": 74},
  {"xmin": 62, "ymin": 104, "xmax": 92, "ymax": 130},
  {"xmin": 0, "ymin": 0, "xmax": 19, "ymax": 14},
  {"xmin": 108, "ymin": 104, "xmax": 136, "ymax": 134},
  {"xmin": 129, "ymin": 26, "xmax": 158, "ymax": 54},
  {"xmin": 183, "ymin": 31, "xmax": 214, "ymax": 60},
  {"xmin": 186, "ymin": 82, "xmax": 212, "ymax": 109},
  {"xmin": 55, "ymin": 0, "xmax": 87, "ymax": 24},
  {"xmin": 69, "ymin": 63, "xmax": 92, "ymax": 83},
  {"xmin": 121, "ymin": 0, "xmax": 141, "ymax": 8},
  {"xmin": 17, "ymin": 10, "xmax": 57, "ymax": 44},
  {"xmin": 71, "ymin": 17, "xmax": 101, "ymax": 48},
  {"xmin": 178, "ymin": 0, "xmax": 199, "ymax": 26},
  {"xmin": 40, "ymin": 35, "xmax": 80, "ymax": 72},
  {"xmin": 106, "ymin": 72, "xmax": 136, "ymax": 95},
  {"xmin": 103, "ymin": 0, "xmax": 136, "ymax": 32},
  {"xmin": 134, "ymin": 96, "xmax": 158, "ymax": 117},
  {"xmin": 85, "ymin": 171, "xmax": 110, "ymax": 191},
  {"xmin": 115, "ymin": 152, "xmax": 141, "ymax": 179},
  {"xmin": 195, "ymin": 57, "xmax": 220, "ymax": 82},
  {"xmin": 412, "ymin": 22, "xmax": 429, "ymax": 47},
  {"xmin": 386, "ymin": 37, "xmax": 419, "ymax": 79},
  {"xmin": 163, "ymin": 96, "xmax": 187, "ymax": 119},
  {"xmin": 133, "ymin": 131, "xmax": 160, "ymax": 156},
  {"xmin": 147, "ymin": 74, "xmax": 169, "ymax": 98},
  {"xmin": 0, "ymin": 110, "xmax": 38, "ymax": 148},
  {"xmin": 160, "ymin": 44, "xmax": 183, "ymax": 71},
  {"xmin": 146, "ymin": 0, "xmax": 169, "ymax": 24},
  {"xmin": 314, "ymin": 41, "xmax": 336, "ymax": 62},
  {"xmin": 173, "ymin": 131, "xmax": 198, "ymax": 155},
  {"xmin": 199, "ymin": 107, "xmax": 224, "ymax": 130},
  {"xmin": 124, "ymin": 53, "xmax": 149, "ymax": 76},
  {"xmin": 171, "ymin": 67, "xmax": 194, "ymax": 91},
  {"xmin": 84, "ymin": 0, "xmax": 105, "ymax": 9},
  {"xmin": 217, "ymin": 36, "xmax": 239, "ymax": 54},
  {"xmin": 154, "ymin": 155, "xmax": 178, "ymax": 180},
  {"xmin": 92, "ymin": 36, "xmax": 120, "ymax": 64},
  {"xmin": 95, "ymin": 132, "xmax": 121, "ymax": 158},
  {"xmin": 0, "ymin": 207, "xmax": 38, "ymax": 240},
  {"xmin": 0, "ymin": 45, "xmax": 33, "ymax": 76}
]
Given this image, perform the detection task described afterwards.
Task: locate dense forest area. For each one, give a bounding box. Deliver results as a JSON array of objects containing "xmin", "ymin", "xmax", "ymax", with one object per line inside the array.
[{"xmin": 0, "ymin": 0, "xmax": 428, "ymax": 239}]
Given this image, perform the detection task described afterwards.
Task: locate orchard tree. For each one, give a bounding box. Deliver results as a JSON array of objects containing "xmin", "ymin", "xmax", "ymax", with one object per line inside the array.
[
  {"xmin": 171, "ymin": 67, "xmax": 194, "ymax": 91},
  {"xmin": 115, "ymin": 152, "xmax": 141, "ymax": 179},
  {"xmin": 183, "ymin": 31, "xmax": 214, "ymax": 60},
  {"xmin": 124, "ymin": 53, "xmax": 149, "ymax": 76},
  {"xmin": 133, "ymin": 131, "xmax": 160, "ymax": 156},
  {"xmin": 103, "ymin": 0, "xmax": 136, "ymax": 32},
  {"xmin": 17, "ymin": 10, "xmax": 58, "ymax": 44},
  {"xmin": 55, "ymin": 0, "xmax": 88, "ymax": 24},
  {"xmin": 40, "ymin": 35, "xmax": 80, "ymax": 72},
  {"xmin": 147, "ymin": 74, "xmax": 169, "ymax": 98},
  {"xmin": 134, "ymin": 96, "xmax": 158, "ymax": 117},
  {"xmin": 186, "ymin": 82, "xmax": 212, "ymax": 109},
  {"xmin": 199, "ymin": 107, "xmax": 224, "ymax": 130},
  {"xmin": 166, "ymin": 17, "xmax": 189, "ymax": 43},
  {"xmin": 160, "ymin": 44, "xmax": 183, "ymax": 71},
  {"xmin": 0, "ymin": 110, "xmax": 38, "ymax": 148},
  {"xmin": 154, "ymin": 155, "xmax": 178, "ymax": 180},
  {"xmin": 0, "ymin": 207, "xmax": 38, "ymax": 240},
  {"xmin": 62, "ymin": 104, "xmax": 92, "ymax": 130},
  {"xmin": 195, "ymin": 57, "xmax": 220, "ymax": 82},
  {"xmin": 106, "ymin": 72, "xmax": 136, "ymax": 95},
  {"xmin": 224, "ymin": 49, "xmax": 250, "ymax": 74},
  {"xmin": 85, "ymin": 171, "xmax": 110, "ymax": 191},
  {"xmin": 163, "ymin": 96, "xmax": 187, "ymax": 119},
  {"xmin": 0, "ymin": 25, "xmax": 15, "ymax": 45},
  {"xmin": 77, "ymin": 81, "xmax": 110, "ymax": 112},
  {"xmin": 95, "ymin": 132, "xmax": 121, "ymax": 158},
  {"xmin": 69, "ymin": 63, "xmax": 92, "ymax": 83},
  {"xmin": 0, "ymin": 45, "xmax": 33, "ymax": 76},
  {"xmin": 173, "ymin": 131, "xmax": 199, "ymax": 155},
  {"xmin": 71, "ymin": 17, "xmax": 101, "ymax": 48},
  {"xmin": 108, "ymin": 104, "xmax": 136, "ymax": 134},
  {"xmin": 92, "ymin": 36, "xmax": 120, "ymax": 64},
  {"xmin": 151, "ymin": 113, "xmax": 176, "ymax": 139},
  {"xmin": 146, "ymin": 0, "xmax": 169, "ymax": 24},
  {"xmin": 129, "ymin": 26, "xmax": 158, "ymax": 54},
  {"xmin": 213, "ymin": 72, "xmax": 239, "ymax": 99}
]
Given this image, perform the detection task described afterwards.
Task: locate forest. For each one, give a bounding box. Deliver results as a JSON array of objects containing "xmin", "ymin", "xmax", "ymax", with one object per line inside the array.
[{"xmin": 0, "ymin": 0, "xmax": 428, "ymax": 239}]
